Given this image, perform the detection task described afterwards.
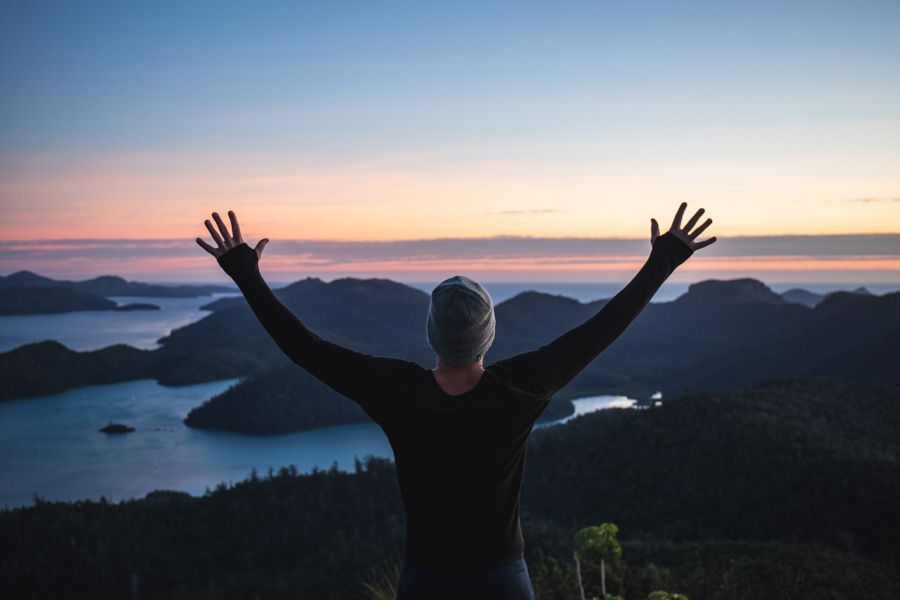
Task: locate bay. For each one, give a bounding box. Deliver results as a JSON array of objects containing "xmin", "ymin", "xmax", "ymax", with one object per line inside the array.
[
  {"xmin": 0, "ymin": 293, "xmax": 241, "ymax": 352},
  {"xmin": 0, "ymin": 378, "xmax": 393, "ymax": 509},
  {"xmin": 0, "ymin": 377, "xmax": 635, "ymax": 510}
]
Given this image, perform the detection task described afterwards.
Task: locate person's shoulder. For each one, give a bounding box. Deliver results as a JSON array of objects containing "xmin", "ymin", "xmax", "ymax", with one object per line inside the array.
[{"xmin": 484, "ymin": 359, "xmax": 554, "ymax": 404}]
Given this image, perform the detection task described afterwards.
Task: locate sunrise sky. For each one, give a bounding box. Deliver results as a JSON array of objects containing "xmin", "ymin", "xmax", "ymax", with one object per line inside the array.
[{"xmin": 1, "ymin": 1, "xmax": 899, "ymax": 284}]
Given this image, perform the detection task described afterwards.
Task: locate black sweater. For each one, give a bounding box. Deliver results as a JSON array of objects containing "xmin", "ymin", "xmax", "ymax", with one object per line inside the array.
[{"xmin": 216, "ymin": 231, "xmax": 693, "ymax": 570}]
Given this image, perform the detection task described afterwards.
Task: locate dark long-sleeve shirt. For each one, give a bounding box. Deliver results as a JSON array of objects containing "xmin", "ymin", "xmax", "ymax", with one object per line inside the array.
[{"xmin": 216, "ymin": 231, "xmax": 693, "ymax": 570}]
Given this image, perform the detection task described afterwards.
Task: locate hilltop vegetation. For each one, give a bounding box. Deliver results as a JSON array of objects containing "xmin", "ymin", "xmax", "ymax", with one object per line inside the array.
[{"xmin": 2, "ymin": 377, "xmax": 898, "ymax": 599}]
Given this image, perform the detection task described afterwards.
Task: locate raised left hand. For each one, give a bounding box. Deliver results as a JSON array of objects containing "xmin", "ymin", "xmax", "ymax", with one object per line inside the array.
[
  {"xmin": 196, "ymin": 210, "xmax": 269, "ymax": 261},
  {"xmin": 651, "ymin": 202, "xmax": 717, "ymax": 251}
]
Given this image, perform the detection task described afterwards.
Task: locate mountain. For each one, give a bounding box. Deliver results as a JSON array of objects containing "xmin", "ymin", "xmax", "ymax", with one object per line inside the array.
[
  {"xmin": 681, "ymin": 277, "xmax": 786, "ymax": 305},
  {"xmin": 158, "ymin": 275, "xmax": 431, "ymax": 358},
  {"xmin": 0, "ymin": 285, "xmax": 118, "ymax": 315},
  {"xmin": 180, "ymin": 277, "xmax": 896, "ymax": 433},
  {"xmin": 0, "ymin": 270, "xmax": 59, "ymax": 287},
  {"xmin": 0, "ymin": 341, "xmax": 155, "ymax": 400},
  {"xmin": 0, "ymin": 284, "xmax": 163, "ymax": 315},
  {"xmin": 781, "ymin": 285, "xmax": 873, "ymax": 307},
  {"xmin": 0, "ymin": 269, "xmax": 233, "ymax": 300},
  {"xmin": 2, "ymin": 276, "xmax": 899, "ymax": 434},
  {"xmin": 1, "ymin": 378, "xmax": 898, "ymax": 599},
  {"xmin": 184, "ymin": 363, "xmax": 370, "ymax": 434}
]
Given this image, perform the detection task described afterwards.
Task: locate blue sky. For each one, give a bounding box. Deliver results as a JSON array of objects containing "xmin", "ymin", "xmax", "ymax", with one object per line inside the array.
[
  {"xmin": 4, "ymin": 0, "xmax": 899, "ymax": 156},
  {"xmin": 1, "ymin": 0, "xmax": 899, "ymax": 283}
]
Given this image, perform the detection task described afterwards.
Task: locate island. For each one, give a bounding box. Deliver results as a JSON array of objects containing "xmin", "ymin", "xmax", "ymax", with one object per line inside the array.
[{"xmin": 99, "ymin": 422, "xmax": 136, "ymax": 434}]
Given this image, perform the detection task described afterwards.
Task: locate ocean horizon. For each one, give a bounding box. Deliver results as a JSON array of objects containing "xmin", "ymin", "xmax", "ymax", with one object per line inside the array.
[{"xmin": 138, "ymin": 280, "xmax": 900, "ymax": 305}]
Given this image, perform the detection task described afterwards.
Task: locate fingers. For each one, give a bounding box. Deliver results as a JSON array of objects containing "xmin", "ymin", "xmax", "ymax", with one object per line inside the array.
[
  {"xmin": 254, "ymin": 238, "xmax": 269, "ymax": 259},
  {"xmin": 671, "ymin": 201, "xmax": 687, "ymax": 231},
  {"xmin": 196, "ymin": 237, "xmax": 219, "ymax": 256},
  {"xmin": 211, "ymin": 212, "xmax": 232, "ymax": 247},
  {"xmin": 683, "ymin": 207, "xmax": 705, "ymax": 234},
  {"xmin": 228, "ymin": 210, "xmax": 243, "ymax": 243},
  {"xmin": 205, "ymin": 219, "xmax": 224, "ymax": 247},
  {"xmin": 690, "ymin": 218, "xmax": 712, "ymax": 239},
  {"xmin": 650, "ymin": 218, "xmax": 660, "ymax": 244},
  {"xmin": 693, "ymin": 236, "xmax": 717, "ymax": 249}
]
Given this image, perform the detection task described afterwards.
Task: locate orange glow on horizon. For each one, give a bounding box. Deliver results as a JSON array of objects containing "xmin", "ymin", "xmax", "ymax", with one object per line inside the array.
[
  {"xmin": 3, "ymin": 152, "xmax": 900, "ymax": 242},
  {"xmin": 4, "ymin": 253, "xmax": 897, "ymax": 282}
]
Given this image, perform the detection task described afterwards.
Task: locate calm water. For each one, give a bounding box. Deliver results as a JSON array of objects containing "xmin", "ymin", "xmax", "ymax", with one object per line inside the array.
[
  {"xmin": 534, "ymin": 395, "xmax": 639, "ymax": 428},
  {"xmin": 0, "ymin": 377, "xmax": 634, "ymax": 509},
  {"xmin": 0, "ymin": 377, "xmax": 395, "ymax": 509},
  {"xmin": 0, "ymin": 293, "xmax": 241, "ymax": 352}
]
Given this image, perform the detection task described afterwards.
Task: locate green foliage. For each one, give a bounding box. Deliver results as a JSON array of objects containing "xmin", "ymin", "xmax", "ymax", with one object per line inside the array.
[
  {"xmin": 575, "ymin": 522, "xmax": 623, "ymax": 563},
  {"xmin": 647, "ymin": 591, "xmax": 688, "ymax": 600},
  {"xmin": 525, "ymin": 377, "xmax": 900, "ymax": 564},
  {"xmin": 360, "ymin": 557, "xmax": 402, "ymax": 600}
]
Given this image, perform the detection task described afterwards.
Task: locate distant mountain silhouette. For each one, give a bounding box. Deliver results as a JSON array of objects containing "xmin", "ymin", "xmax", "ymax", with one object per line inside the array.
[
  {"xmin": 680, "ymin": 278, "xmax": 786, "ymax": 305},
  {"xmin": 0, "ymin": 270, "xmax": 234, "ymax": 312},
  {"xmin": 0, "ymin": 283, "xmax": 163, "ymax": 315},
  {"xmin": 2, "ymin": 276, "xmax": 898, "ymax": 434},
  {"xmin": 0, "ymin": 270, "xmax": 59, "ymax": 287},
  {"xmin": 0, "ymin": 341, "xmax": 154, "ymax": 400},
  {"xmin": 0, "ymin": 285, "xmax": 118, "ymax": 315},
  {"xmin": 780, "ymin": 285, "xmax": 872, "ymax": 307},
  {"xmin": 160, "ymin": 275, "xmax": 432, "ymax": 361}
]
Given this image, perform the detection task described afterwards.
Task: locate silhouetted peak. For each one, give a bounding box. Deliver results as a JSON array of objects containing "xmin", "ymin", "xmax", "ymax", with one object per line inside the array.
[
  {"xmin": 780, "ymin": 288, "xmax": 824, "ymax": 307},
  {"xmin": 81, "ymin": 275, "xmax": 128, "ymax": 285},
  {"xmin": 322, "ymin": 277, "xmax": 429, "ymax": 300},
  {"xmin": 814, "ymin": 289, "xmax": 880, "ymax": 315},
  {"xmin": 0, "ymin": 270, "xmax": 59, "ymax": 286},
  {"xmin": 678, "ymin": 278, "xmax": 785, "ymax": 305},
  {"xmin": 6, "ymin": 339, "xmax": 71, "ymax": 355},
  {"xmin": 782, "ymin": 286, "xmax": 875, "ymax": 308},
  {"xmin": 497, "ymin": 290, "xmax": 584, "ymax": 312},
  {"xmin": 277, "ymin": 276, "xmax": 326, "ymax": 293}
]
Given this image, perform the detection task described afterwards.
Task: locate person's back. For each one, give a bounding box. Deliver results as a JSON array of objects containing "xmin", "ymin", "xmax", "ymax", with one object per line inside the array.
[
  {"xmin": 373, "ymin": 363, "xmax": 549, "ymax": 571},
  {"xmin": 197, "ymin": 202, "xmax": 716, "ymax": 599}
]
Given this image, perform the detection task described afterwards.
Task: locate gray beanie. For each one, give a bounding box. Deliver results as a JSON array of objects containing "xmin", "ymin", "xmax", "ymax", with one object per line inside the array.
[{"xmin": 426, "ymin": 275, "xmax": 496, "ymax": 365}]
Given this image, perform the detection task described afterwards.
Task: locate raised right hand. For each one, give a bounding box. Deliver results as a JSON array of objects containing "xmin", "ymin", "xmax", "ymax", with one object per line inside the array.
[
  {"xmin": 651, "ymin": 202, "xmax": 716, "ymax": 251},
  {"xmin": 196, "ymin": 210, "xmax": 269, "ymax": 261}
]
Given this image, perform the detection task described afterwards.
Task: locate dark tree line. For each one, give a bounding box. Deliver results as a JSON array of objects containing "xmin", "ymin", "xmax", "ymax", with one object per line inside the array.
[{"xmin": 2, "ymin": 377, "xmax": 899, "ymax": 599}]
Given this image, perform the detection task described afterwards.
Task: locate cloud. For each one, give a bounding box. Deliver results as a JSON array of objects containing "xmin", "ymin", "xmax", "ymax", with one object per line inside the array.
[
  {"xmin": 3, "ymin": 234, "xmax": 900, "ymax": 284},
  {"xmin": 3, "ymin": 233, "xmax": 899, "ymax": 266},
  {"xmin": 486, "ymin": 208, "xmax": 562, "ymax": 215},
  {"xmin": 841, "ymin": 197, "xmax": 900, "ymax": 203}
]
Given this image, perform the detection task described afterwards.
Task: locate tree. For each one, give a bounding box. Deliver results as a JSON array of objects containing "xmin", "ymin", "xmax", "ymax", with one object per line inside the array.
[
  {"xmin": 647, "ymin": 592, "xmax": 689, "ymax": 600},
  {"xmin": 574, "ymin": 522, "xmax": 623, "ymax": 599}
]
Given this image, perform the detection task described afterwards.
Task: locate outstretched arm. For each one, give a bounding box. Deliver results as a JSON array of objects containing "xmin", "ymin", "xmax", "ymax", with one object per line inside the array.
[
  {"xmin": 196, "ymin": 210, "xmax": 418, "ymax": 413},
  {"xmin": 492, "ymin": 202, "xmax": 716, "ymax": 399}
]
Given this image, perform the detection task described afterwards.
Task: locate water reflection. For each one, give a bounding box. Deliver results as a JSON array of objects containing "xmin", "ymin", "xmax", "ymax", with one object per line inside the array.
[{"xmin": 535, "ymin": 395, "xmax": 637, "ymax": 429}]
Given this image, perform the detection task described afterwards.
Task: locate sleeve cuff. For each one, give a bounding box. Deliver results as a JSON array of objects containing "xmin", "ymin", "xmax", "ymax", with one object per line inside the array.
[
  {"xmin": 650, "ymin": 232, "xmax": 694, "ymax": 269},
  {"xmin": 216, "ymin": 242, "xmax": 261, "ymax": 287}
]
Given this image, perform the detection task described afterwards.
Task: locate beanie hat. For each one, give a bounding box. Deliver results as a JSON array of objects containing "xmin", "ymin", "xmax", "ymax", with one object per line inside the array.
[{"xmin": 426, "ymin": 275, "xmax": 496, "ymax": 366}]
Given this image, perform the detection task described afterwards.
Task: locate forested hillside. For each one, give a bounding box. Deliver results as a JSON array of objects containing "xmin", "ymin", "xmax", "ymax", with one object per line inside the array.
[{"xmin": 2, "ymin": 377, "xmax": 898, "ymax": 599}]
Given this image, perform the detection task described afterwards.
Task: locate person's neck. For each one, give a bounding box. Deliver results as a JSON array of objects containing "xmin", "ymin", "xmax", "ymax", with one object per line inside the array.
[
  {"xmin": 432, "ymin": 357, "xmax": 485, "ymax": 374},
  {"xmin": 431, "ymin": 357, "xmax": 485, "ymax": 394}
]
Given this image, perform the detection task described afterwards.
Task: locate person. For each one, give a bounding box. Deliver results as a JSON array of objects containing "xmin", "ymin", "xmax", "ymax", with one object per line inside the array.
[{"xmin": 196, "ymin": 202, "xmax": 716, "ymax": 599}]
